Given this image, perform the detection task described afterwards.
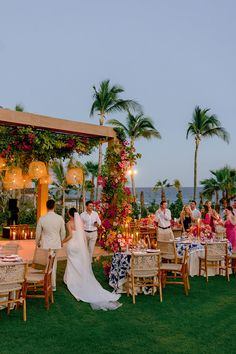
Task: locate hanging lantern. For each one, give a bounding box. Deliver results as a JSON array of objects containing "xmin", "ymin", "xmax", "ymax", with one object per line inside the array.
[
  {"xmin": 66, "ymin": 168, "xmax": 83, "ymax": 185},
  {"xmin": 28, "ymin": 161, "xmax": 47, "ymax": 179},
  {"xmin": 22, "ymin": 174, "xmax": 33, "ymax": 188},
  {"xmin": 5, "ymin": 167, "xmax": 22, "ymax": 180},
  {"xmin": 0, "ymin": 158, "xmax": 6, "ymax": 170},
  {"xmin": 3, "ymin": 171, "xmax": 24, "ymax": 190},
  {"xmin": 39, "ymin": 174, "xmax": 52, "ymax": 184}
]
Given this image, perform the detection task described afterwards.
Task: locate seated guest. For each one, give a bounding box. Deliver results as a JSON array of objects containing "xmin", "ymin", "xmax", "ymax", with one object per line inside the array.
[
  {"xmin": 201, "ymin": 205, "xmax": 211, "ymax": 226},
  {"xmin": 190, "ymin": 200, "xmax": 201, "ymax": 221},
  {"xmin": 180, "ymin": 205, "xmax": 194, "ymax": 232},
  {"xmin": 155, "ymin": 201, "xmax": 174, "ymax": 241}
]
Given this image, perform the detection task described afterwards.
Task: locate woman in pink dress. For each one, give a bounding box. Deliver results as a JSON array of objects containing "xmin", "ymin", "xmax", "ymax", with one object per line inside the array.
[
  {"xmin": 201, "ymin": 205, "xmax": 212, "ymax": 226},
  {"xmin": 224, "ymin": 206, "xmax": 236, "ymax": 251}
]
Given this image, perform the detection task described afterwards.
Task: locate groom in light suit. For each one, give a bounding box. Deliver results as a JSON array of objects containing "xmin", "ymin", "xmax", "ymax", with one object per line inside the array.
[{"xmin": 36, "ymin": 199, "xmax": 66, "ymax": 291}]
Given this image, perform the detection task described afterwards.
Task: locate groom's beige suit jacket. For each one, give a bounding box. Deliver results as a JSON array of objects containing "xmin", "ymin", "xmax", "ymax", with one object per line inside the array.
[{"xmin": 36, "ymin": 211, "xmax": 66, "ymax": 249}]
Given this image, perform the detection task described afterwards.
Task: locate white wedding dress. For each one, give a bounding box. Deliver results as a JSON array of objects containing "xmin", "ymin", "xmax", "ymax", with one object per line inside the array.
[{"xmin": 64, "ymin": 213, "xmax": 121, "ymax": 310}]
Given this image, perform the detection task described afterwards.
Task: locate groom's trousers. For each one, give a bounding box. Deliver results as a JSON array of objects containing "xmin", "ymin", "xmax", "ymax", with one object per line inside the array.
[{"xmin": 85, "ymin": 230, "xmax": 97, "ymax": 262}]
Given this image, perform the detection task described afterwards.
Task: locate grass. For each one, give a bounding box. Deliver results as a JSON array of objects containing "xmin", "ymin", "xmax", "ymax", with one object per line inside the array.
[{"xmin": 1, "ymin": 259, "xmax": 236, "ymax": 354}]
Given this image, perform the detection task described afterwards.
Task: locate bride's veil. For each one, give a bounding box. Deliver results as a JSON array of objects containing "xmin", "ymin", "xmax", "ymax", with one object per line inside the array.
[{"xmin": 74, "ymin": 212, "xmax": 91, "ymax": 270}]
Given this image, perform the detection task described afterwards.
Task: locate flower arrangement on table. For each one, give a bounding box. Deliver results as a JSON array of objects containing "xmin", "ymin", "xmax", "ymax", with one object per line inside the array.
[
  {"xmin": 99, "ymin": 230, "xmax": 133, "ymax": 253},
  {"xmin": 188, "ymin": 224, "xmax": 213, "ymax": 241}
]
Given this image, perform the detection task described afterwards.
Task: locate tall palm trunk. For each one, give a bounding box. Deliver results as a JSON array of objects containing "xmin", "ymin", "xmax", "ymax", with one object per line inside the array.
[
  {"xmin": 96, "ymin": 112, "xmax": 104, "ymax": 201},
  {"xmin": 215, "ymin": 191, "xmax": 220, "ymax": 213},
  {"xmin": 161, "ymin": 189, "xmax": 166, "ymax": 202},
  {"xmin": 193, "ymin": 137, "xmax": 200, "ymax": 200}
]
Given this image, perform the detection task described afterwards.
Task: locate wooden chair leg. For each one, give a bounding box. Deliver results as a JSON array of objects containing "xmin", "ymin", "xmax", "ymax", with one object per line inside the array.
[
  {"xmin": 23, "ymin": 299, "xmax": 26, "ymax": 321},
  {"xmin": 199, "ymin": 259, "xmax": 202, "ymax": 276},
  {"xmin": 205, "ymin": 261, "xmax": 208, "ymax": 282},
  {"xmin": 132, "ymin": 277, "xmax": 135, "ymax": 304},
  {"xmin": 159, "ymin": 280, "xmax": 163, "ymax": 303}
]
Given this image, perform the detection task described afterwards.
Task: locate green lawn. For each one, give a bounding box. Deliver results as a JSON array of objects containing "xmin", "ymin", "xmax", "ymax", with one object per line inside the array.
[{"xmin": 1, "ymin": 259, "xmax": 236, "ymax": 354}]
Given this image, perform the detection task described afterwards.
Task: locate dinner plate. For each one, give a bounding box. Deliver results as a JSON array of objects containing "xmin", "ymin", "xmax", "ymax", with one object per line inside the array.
[{"xmin": 146, "ymin": 249, "xmax": 160, "ymax": 253}]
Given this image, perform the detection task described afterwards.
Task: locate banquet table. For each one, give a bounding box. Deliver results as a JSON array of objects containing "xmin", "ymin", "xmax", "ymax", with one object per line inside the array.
[{"xmin": 109, "ymin": 241, "xmax": 232, "ymax": 293}]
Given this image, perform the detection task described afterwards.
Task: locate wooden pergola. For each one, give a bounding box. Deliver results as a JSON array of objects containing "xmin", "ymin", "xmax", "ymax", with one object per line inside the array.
[{"xmin": 0, "ymin": 108, "xmax": 116, "ymax": 218}]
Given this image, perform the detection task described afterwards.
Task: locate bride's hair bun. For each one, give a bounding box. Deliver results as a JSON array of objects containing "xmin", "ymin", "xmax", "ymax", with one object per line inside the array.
[{"xmin": 69, "ymin": 207, "xmax": 77, "ymax": 217}]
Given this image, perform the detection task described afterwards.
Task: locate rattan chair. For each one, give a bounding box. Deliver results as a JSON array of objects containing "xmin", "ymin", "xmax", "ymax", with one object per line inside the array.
[
  {"xmin": 26, "ymin": 251, "xmax": 56, "ymax": 310},
  {"xmin": 0, "ymin": 262, "xmax": 28, "ymax": 321},
  {"xmin": 157, "ymin": 240, "xmax": 178, "ymax": 263},
  {"xmin": 160, "ymin": 248, "xmax": 190, "ymax": 295},
  {"xmin": 27, "ymin": 247, "xmax": 50, "ymax": 274},
  {"xmin": 127, "ymin": 252, "xmax": 162, "ymax": 304},
  {"xmin": 228, "ymin": 251, "xmax": 236, "ymax": 274},
  {"xmin": 198, "ymin": 241, "xmax": 229, "ymax": 282}
]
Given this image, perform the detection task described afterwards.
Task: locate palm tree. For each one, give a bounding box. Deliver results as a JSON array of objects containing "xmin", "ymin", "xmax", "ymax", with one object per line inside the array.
[
  {"xmin": 200, "ymin": 177, "xmax": 220, "ymax": 208},
  {"xmin": 173, "ymin": 179, "xmax": 183, "ymax": 201},
  {"xmin": 84, "ymin": 161, "xmax": 98, "ymax": 201},
  {"xmin": 153, "ymin": 179, "xmax": 171, "ymax": 202},
  {"xmin": 50, "ymin": 160, "xmax": 72, "ymax": 219},
  {"xmin": 108, "ymin": 112, "xmax": 161, "ymax": 197},
  {"xmin": 210, "ymin": 166, "xmax": 236, "ymax": 206},
  {"xmin": 186, "ymin": 106, "xmax": 230, "ymax": 200},
  {"xmin": 90, "ymin": 79, "xmax": 142, "ymax": 200}
]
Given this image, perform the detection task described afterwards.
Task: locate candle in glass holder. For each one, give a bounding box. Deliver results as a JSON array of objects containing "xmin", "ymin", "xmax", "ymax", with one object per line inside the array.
[{"xmin": 136, "ymin": 232, "xmax": 139, "ymax": 244}]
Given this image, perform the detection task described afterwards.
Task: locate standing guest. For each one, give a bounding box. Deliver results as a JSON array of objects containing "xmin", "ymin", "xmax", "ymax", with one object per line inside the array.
[
  {"xmin": 80, "ymin": 201, "xmax": 101, "ymax": 262},
  {"xmin": 201, "ymin": 205, "xmax": 211, "ymax": 226},
  {"xmin": 232, "ymin": 200, "xmax": 236, "ymax": 216},
  {"xmin": 190, "ymin": 200, "xmax": 201, "ymax": 221},
  {"xmin": 36, "ymin": 199, "xmax": 66, "ymax": 291},
  {"xmin": 204, "ymin": 200, "xmax": 218, "ymax": 232},
  {"xmin": 180, "ymin": 205, "xmax": 194, "ymax": 232},
  {"xmin": 155, "ymin": 201, "xmax": 174, "ymax": 241},
  {"xmin": 223, "ymin": 206, "xmax": 236, "ymax": 251}
]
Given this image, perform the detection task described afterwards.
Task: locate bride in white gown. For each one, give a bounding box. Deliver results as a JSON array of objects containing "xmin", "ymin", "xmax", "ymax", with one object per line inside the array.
[{"xmin": 63, "ymin": 208, "xmax": 122, "ymax": 311}]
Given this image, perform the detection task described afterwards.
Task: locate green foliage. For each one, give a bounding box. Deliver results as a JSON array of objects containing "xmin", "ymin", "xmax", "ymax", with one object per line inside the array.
[
  {"xmin": 169, "ymin": 194, "xmax": 183, "ymax": 218},
  {"xmin": 131, "ymin": 201, "xmax": 140, "ymax": 219},
  {"xmin": 147, "ymin": 199, "xmax": 159, "ymax": 214},
  {"xmin": 18, "ymin": 207, "xmax": 37, "ymax": 225},
  {"xmin": 0, "ymin": 211, "xmax": 9, "ymax": 226},
  {"xmin": 141, "ymin": 206, "xmax": 148, "ymax": 218}
]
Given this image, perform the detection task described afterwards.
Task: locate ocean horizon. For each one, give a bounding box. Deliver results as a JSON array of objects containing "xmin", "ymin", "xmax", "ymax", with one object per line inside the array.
[{"xmin": 134, "ymin": 187, "xmax": 203, "ymax": 206}]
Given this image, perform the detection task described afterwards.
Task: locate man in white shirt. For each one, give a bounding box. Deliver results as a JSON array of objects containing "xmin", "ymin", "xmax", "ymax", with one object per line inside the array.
[
  {"xmin": 155, "ymin": 201, "xmax": 174, "ymax": 241},
  {"xmin": 36, "ymin": 199, "xmax": 66, "ymax": 291},
  {"xmin": 80, "ymin": 200, "xmax": 101, "ymax": 262},
  {"xmin": 190, "ymin": 200, "xmax": 201, "ymax": 220}
]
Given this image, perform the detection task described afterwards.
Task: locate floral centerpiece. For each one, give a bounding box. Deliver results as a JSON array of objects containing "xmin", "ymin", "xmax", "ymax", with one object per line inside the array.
[{"xmin": 188, "ymin": 224, "xmax": 213, "ymax": 240}]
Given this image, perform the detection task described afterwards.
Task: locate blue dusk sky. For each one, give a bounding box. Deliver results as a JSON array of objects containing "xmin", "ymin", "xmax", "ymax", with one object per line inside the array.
[{"xmin": 1, "ymin": 0, "xmax": 235, "ymax": 187}]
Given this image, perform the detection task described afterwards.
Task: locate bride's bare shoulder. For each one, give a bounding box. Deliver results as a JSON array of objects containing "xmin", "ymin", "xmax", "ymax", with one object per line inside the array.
[{"xmin": 67, "ymin": 220, "xmax": 75, "ymax": 231}]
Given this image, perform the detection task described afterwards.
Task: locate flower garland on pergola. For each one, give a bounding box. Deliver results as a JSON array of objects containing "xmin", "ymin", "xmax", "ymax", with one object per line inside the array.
[{"xmin": 0, "ymin": 126, "xmax": 99, "ymax": 170}]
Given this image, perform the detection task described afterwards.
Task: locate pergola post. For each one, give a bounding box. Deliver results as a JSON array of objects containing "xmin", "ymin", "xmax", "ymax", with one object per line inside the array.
[{"xmin": 37, "ymin": 183, "xmax": 48, "ymax": 219}]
